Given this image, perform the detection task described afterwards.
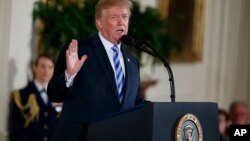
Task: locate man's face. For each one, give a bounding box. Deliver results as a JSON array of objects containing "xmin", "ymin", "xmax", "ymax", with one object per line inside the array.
[
  {"xmin": 231, "ymin": 104, "xmax": 249, "ymax": 125},
  {"xmin": 33, "ymin": 57, "xmax": 54, "ymax": 84},
  {"xmin": 96, "ymin": 6, "xmax": 129, "ymax": 44}
]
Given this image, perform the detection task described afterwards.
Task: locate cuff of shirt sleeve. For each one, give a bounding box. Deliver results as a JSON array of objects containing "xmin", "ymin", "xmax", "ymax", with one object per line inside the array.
[{"xmin": 65, "ymin": 71, "xmax": 77, "ymax": 87}]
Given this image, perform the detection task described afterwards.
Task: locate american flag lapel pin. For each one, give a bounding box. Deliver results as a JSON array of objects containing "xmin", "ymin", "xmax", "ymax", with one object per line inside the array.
[{"xmin": 127, "ymin": 58, "xmax": 130, "ymax": 62}]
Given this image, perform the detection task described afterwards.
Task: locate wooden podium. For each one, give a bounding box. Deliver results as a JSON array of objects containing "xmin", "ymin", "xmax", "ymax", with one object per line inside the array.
[{"xmin": 83, "ymin": 102, "xmax": 220, "ymax": 141}]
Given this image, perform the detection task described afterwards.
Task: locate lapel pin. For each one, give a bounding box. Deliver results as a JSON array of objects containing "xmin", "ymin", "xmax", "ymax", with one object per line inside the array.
[{"xmin": 127, "ymin": 58, "xmax": 130, "ymax": 62}]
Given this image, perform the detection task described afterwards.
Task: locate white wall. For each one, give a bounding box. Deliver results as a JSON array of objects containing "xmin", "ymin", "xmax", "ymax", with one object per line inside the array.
[
  {"xmin": 234, "ymin": 0, "xmax": 250, "ymax": 104},
  {"xmin": 136, "ymin": 0, "xmax": 157, "ymax": 9},
  {"xmin": 0, "ymin": 0, "xmax": 36, "ymax": 139},
  {"xmin": 0, "ymin": 0, "xmax": 12, "ymax": 139},
  {"xmin": 9, "ymin": 0, "xmax": 35, "ymax": 89},
  {"xmin": 0, "ymin": 0, "xmax": 250, "ymax": 139}
]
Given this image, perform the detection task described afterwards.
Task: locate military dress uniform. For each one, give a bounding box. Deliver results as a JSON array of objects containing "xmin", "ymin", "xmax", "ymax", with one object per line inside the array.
[{"xmin": 8, "ymin": 81, "xmax": 60, "ymax": 141}]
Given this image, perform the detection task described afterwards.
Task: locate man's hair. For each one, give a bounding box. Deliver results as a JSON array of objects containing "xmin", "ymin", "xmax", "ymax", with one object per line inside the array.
[
  {"xmin": 229, "ymin": 101, "xmax": 248, "ymax": 112},
  {"xmin": 95, "ymin": 0, "xmax": 133, "ymax": 19},
  {"xmin": 34, "ymin": 53, "xmax": 55, "ymax": 66}
]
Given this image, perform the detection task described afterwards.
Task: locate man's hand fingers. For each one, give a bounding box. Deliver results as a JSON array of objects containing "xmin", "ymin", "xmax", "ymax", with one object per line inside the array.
[
  {"xmin": 68, "ymin": 40, "xmax": 73, "ymax": 55},
  {"xmin": 80, "ymin": 55, "xmax": 88, "ymax": 65},
  {"xmin": 69, "ymin": 39, "xmax": 76, "ymax": 54},
  {"xmin": 66, "ymin": 50, "xmax": 69, "ymax": 58},
  {"xmin": 72, "ymin": 39, "xmax": 75, "ymax": 53},
  {"xmin": 74, "ymin": 40, "xmax": 78, "ymax": 52}
]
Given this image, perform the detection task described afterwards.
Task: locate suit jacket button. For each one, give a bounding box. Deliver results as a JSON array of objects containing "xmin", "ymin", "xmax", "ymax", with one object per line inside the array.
[
  {"xmin": 43, "ymin": 124, "xmax": 48, "ymax": 129},
  {"xmin": 56, "ymin": 113, "xmax": 60, "ymax": 118},
  {"xmin": 44, "ymin": 112, "xmax": 49, "ymax": 116}
]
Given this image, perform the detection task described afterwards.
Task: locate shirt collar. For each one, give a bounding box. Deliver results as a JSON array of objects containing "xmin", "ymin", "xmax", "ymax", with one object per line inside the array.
[
  {"xmin": 34, "ymin": 80, "xmax": 47, "ymax": 92},
  {"xmin": 98, "ymin": 32, "xmax": 121, "ymax": 51}
]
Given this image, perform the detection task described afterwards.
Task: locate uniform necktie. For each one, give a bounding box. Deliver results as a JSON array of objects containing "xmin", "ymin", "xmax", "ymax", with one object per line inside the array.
[
  {"xmin": 40, "ymin": 88, "xmax": 48, "ymax": 104},
  {"xmin": 112, "ymin": 44, "xmax": 124, "ymax": 102}
]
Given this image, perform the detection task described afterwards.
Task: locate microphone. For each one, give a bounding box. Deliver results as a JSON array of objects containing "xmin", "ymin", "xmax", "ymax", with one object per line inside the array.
[
  {"xmin": 121, "ymin": 35, "xmax": 157, "ymax": 57},
  {"xmin": 121, "ymin": 35, "xmax": 176, "ymax": 102},
  {"xmin": 121, "ymin": 35, "xmax": 137, "ymax": 46}
]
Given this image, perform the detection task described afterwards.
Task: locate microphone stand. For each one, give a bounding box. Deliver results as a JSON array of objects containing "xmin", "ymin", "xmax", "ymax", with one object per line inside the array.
[{"xmin": 137, "ymin": 41, "xmax": 176, "ymax": 102}]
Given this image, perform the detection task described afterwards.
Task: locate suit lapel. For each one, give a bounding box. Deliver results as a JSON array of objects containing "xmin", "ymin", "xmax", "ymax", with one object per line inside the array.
[
  {"xmin": 121, "ymin": 45, "xmax": 133, "ymax": 104},
  {"xmin": 92, "ymin": 35, "xmax": 119, "ymax": 100}
]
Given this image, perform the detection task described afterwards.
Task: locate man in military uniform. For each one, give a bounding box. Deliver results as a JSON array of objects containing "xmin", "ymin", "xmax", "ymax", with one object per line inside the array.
[{"xmin": 8, "ymin": 54, "xmax": 62, "ymax": 141}]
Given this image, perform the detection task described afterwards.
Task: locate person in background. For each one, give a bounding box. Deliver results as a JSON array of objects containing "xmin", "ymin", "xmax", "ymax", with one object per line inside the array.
[
  {"xmin": 47, "ymin": 0, "xmax": 145, "ymax": 140},
  {"xmin": 8, "ymin": 54, "xmax": 62, "ymax": 141},
  {"xmin": 229, "ymin": 101, "xmax": 249, "ymax": 125},
  {"xmin": 218, "ymin": 109, "xmax": 230, "ymax": 141}
]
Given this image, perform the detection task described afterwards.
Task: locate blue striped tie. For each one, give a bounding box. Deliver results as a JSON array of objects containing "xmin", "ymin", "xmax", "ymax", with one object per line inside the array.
[{"xmin": 112, "ymin": 44, "xmax": 124, "ymax": 102}]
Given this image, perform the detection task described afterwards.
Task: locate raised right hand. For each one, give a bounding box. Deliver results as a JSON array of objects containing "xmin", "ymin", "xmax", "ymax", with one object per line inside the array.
[{"xmin": 65, "ymin": 39, "xmax": 88, "ymax": 78}]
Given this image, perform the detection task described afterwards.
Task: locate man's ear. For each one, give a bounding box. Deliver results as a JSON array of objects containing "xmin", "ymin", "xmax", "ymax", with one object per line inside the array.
[
  {"xmin": 32, "ymin": 64, "xmax": 36, "ymax": 74},
  {"xmin": 95, "ymin": 18, "xmax": 102, "ymax": 30}
]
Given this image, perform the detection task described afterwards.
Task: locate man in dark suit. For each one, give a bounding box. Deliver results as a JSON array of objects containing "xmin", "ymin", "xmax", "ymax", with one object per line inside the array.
[
  {"xmin": 8, "ymin": 54, "xmax": 62, "ymax": 141},
  {"xmin": 47, "ymin": 0, "xmax": 145, "ymax": 140}
]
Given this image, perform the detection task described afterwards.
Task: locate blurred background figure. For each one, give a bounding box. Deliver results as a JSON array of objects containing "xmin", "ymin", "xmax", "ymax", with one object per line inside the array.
[
  {"xmin": 229, "ymin": 101, "xmax": 249, "ymax": 125},
  {"xmin": 8, "ymin": 54, "xmax": 62, "ymax": 141},
  {"xmin": 218, "ymin": 109, "xmax": 230, "ymax": 141}
]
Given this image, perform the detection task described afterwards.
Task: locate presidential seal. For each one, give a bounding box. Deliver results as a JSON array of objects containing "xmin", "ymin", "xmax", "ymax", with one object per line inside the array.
[{"xmin": 175, "ymin": 113, "xmax": 203, "ymax": 141}]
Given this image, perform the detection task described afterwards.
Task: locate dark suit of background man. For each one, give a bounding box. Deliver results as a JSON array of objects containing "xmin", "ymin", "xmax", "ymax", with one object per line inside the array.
[
  {"xmin": 47, "ymin": 0, "xmax": 145, "ymax": 140},
  {"xmin": 8, "ymin": 54, "xmax": 62, "ymax": 141}
]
